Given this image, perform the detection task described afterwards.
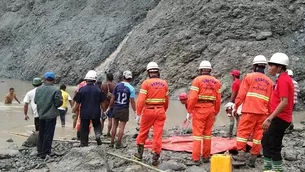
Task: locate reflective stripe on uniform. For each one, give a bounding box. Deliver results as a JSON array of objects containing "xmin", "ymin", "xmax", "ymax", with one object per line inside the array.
[
  {"xmin": 166, "ymin": 91, "xmax": 169, "ymax": 96},
  {"xmin": 139, "ymin": 89, "xmax": 147, "ymax": 94},
  {"xmin": 246, "ymin": 92, "xmax": 269, "ymax": 101},
  {"xmin": 218, "ymin": 89, "xmax": 221, "ymax": 93},
  {"xmin": 252, "ymin": 139, "xmax": 261, "ymax": 145},
  {"xmin": 236, "ymin": 137, "xmax": 248, "ymax": 143},
  {"xmin": 202, "ymin": 135, "xmax": 212, "ymax": 140},
  {"xmin": 190, "ymin": 86, "xmax": 199, "ymax": 92},
  {"xmin": 198, "ymin": 95, "xmax": 216, "ymax": 100},
  {"xmin": 193, "ymin": 136, "xmax": 203, "ymax": 140},
  {"xmin": 145, "ymin": 98, "xmax": 166, "ymax": 103}
]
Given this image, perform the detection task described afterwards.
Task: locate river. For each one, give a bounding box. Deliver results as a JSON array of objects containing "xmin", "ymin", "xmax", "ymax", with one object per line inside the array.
[{"xmin": 0, "ymin": 79, "xmax": 304, "ymax": 148}]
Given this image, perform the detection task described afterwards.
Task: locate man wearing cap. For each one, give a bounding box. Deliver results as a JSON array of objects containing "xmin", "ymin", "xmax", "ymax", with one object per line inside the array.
[
  {"xmin": 226, "ymin": 70, "xmax": 241, "ymax": 138},
  {"xmin": 23, "ymin": 78, "xmax": 43, "ymax": 133},
  {"xmin": 34, "ymin": 72, "xmax": 63, "ymax": 159},
  {"xmin": 230, "ymin": 70, "xmax": 241, "ymax": 103},
  {"xmin": 107, "ymin": 70, "xmax": 136, "ymax": 149}
]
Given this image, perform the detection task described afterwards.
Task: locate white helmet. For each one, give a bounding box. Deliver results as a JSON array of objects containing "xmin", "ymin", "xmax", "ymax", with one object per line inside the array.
[
  {"xmin": 147, "ymin": 62, "xmax": 159, "ymax": 71},
  {"xmin": 123, "ymin": 70, "xmax": 133, "ymax": 79},
  {"xmin": 268, "ymin": 52, "xmax": 289, "ymax": 66},
  {"xmin": 287, "ymin": 69, "xmax": 293, "ymax": 76},
  {"xmin": 253, "ymin": 55, "xmax": 267, "ymax": 65},
  {"xmin": 84, "ymin": 70, "xmax": 97, "ymax": 81},
  {"xmin": 224, "ymin": 102, "xmax": 234, "ymax": 109},
  {"xmin": 199, "ymin": 60, "xmax": 212, "ymax": 70}
]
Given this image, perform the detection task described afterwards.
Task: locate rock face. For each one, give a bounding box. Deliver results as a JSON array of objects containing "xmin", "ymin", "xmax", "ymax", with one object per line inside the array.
[
  {"xmin": 0, "ymin": 0, "xmax": 305, "ymax": 107},
  {"xmin": 0, "ymin": 0, "xmax": 160, "ymax": 83},
  {"xmin": 51, "ymin": 146, "xmax": 110, "ymax": 172},
  {"xmin": 109, "ymin": 0, "xmax": 305, "ymax": 106}
]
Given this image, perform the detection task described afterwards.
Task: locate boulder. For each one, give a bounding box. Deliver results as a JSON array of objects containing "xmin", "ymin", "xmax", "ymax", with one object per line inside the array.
[
  {"xmin": 51, "ymin": 146, "xmax": 110, "ymax": 172},
  {"xmin": 0, "ymin": 149, "xmax": 21, "ymax": 159}
]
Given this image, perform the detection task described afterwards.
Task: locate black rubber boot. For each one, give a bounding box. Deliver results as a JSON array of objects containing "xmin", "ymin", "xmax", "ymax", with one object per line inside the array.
[
  {"xmin": 133, "ymin": 144, "xmax": 144, "ymax": 161},
  {"xmin": 96, "ymin": 137, "xmax": 102, "ymax": 146},
  {"xmin": 77, "ymin": 131, "xmax": 81, "ymax": 140},
  {"xmin": 233, "ymin": 150, "xmax": 246, "ymax": 162},
  {"xmin": 202, "ymin": 157, "xmax": 210, "ymax": 163},
  {"xmin": 152, "ymin": 152, "xmax": 160, "ymax": 166},
  {"xmin": 109, "ymin": 142, "xmax": 114, "ymax": 148},
  {"xmin": 115, "ymin": 143, "xmax": 127, "ymax": 149},
  {"xmin": 248, "ymin": 155, "xmax": 257, "ymax": 168}
]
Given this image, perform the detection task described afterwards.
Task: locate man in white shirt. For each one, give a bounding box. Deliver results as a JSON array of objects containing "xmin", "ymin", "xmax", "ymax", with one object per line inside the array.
[{"xmin": 23, "ymin": 78, "xmax": 43, "ymax": 133}]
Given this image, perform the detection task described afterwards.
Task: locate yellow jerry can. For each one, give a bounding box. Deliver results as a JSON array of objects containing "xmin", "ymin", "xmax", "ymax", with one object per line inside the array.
[{"xmin": 210, "ymin": 154, "xmax": 232, "ymax": 172}]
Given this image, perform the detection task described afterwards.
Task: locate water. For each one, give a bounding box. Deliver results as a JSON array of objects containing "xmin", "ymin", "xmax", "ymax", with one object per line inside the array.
[{"xmin": 0, "ymin": 79, "xmax": 304, "ymax": 148}]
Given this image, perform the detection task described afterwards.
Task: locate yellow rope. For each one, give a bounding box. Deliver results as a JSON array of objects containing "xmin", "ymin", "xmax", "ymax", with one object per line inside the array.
[{"xmin": 107, "ymin": 152, "xmax": 165, "ymax": 172}]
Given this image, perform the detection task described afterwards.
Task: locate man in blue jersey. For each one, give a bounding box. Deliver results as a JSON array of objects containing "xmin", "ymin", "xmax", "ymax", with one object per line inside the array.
[{"xmin": 106, "ymin": 70, "xmax": 136, "ymax": 149}]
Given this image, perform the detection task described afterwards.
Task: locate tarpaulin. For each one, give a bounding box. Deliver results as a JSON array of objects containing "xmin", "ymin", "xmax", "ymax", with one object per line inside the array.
[{"xmin": 144, "ymin": 136, "xmax": 253, "ymax": 154}]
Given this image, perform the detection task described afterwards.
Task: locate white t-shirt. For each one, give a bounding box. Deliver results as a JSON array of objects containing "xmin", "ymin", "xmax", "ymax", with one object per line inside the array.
[{"xmin": 23, "ymin": 88, "xmax": 39, "ymax": 118}]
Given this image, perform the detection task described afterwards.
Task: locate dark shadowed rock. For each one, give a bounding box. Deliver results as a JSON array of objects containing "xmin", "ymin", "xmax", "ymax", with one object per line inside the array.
[
  {"xmin": 50, "ymin": 146, "xmax": 110, "ymax": 172},
  {"xmin": 284, "ymin": 149, "xmax": 298, "ymax": 161},
  {"xmin": 0, "ymin": 149, "xmax": 21, "ymax": 159},
  {"xmin": 22, "ymin": 133, "xmax": 37, "ymax": 147},
  {"xmin": 300, "ymin": 164, "xmax": 305, "ymax": 172},
  {"xmin": 6, "ymin": 138, "xmax": 13, "ymax": 143}
]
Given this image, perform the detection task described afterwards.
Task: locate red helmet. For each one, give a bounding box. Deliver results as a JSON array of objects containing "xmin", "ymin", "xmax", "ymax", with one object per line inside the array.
[
  {"xmin": 179, "ymin": 92, "xmax": 188, "ymax": 100},
  {"xmin": 230, "ymin": 70, "xmax": 240, "ymax": 76}
]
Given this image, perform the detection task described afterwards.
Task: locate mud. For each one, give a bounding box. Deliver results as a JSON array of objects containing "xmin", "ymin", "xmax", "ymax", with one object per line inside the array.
[{"xmin": 1, "ymin": 121, "xmax": 304, "ymax": 172}]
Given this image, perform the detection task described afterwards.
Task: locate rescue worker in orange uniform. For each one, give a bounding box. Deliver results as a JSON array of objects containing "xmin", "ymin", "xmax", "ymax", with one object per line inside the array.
[
  {"xmin": 133, "ymin": 62, "xmax": 169, "ymax": 166},
  {"xmin": 233, "ymin": 55, "xmax": 273, "ymax": 167},
  {"xmin": 186, "ymin": 60, "xmax": 221, "ymax": 165}
]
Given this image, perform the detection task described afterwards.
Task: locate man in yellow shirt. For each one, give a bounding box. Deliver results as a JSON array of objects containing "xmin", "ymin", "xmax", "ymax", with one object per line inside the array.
[{"xmin": 58, "ymin": 84, "xmax": 73, "ymax": 127}]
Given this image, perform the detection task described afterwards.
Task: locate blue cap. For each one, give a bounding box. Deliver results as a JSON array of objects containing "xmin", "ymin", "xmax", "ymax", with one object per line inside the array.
[{"xmin": 44, "ymin": 72, "xmax": 55, "ymax": 80}]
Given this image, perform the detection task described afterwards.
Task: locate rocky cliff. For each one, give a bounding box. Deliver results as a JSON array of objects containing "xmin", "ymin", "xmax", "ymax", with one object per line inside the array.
[
  {"xmin": 108, "ymin": 0, "xmax": 305, "ymax": 108},
  {"xmin": 0, "ymin": 0, "xmax": 304, "ymax": 108},
  {"xmin": 0, "ymin": 0, "xmax": 160, "ymax": 82}
]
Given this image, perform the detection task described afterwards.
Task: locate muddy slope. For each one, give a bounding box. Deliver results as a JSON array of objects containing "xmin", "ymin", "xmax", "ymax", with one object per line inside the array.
[
  {"xmin": 109, "ymin": 0, "xmax": 305, "ymax": 107},
  {"xmin": 0, "ymin": 0, "xmax": 160, "ymax": 83}
]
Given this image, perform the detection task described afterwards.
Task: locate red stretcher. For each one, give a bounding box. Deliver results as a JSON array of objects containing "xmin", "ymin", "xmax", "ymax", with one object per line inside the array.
[{"xmin": 144, "ymin": 136, "xmax": 253, "ymax": 154}]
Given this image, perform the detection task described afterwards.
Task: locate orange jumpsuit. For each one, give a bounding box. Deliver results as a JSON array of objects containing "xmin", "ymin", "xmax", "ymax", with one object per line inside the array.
[
  {"xmin": 235, "ymin": 72, "xmax": 273, "ymax": 155},
  {"xmin": 136, "ymin": 78, "xmax": 169, "ymax": 155},
  {"xmin": 74, "ymin": 81, "xmax": 92, "ymax": 132},
  {"xmin": 187, "ymin": 75, "xmax": 221, "ymax": 161}
]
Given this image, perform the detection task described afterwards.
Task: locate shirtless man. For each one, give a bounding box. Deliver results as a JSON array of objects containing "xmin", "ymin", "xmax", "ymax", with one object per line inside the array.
[{"xmin": 4, "ymin": 88, "xmax": 21, "ymax": 104}]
